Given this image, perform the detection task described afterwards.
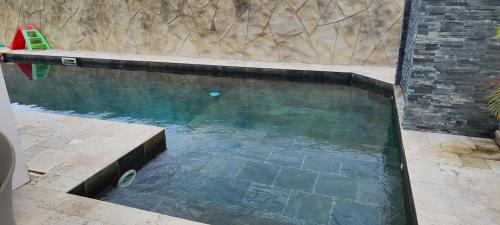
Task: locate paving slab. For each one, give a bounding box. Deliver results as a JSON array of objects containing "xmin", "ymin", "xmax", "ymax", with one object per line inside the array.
[
  {"xmin": 12, "ymin": 108, "xmax": 206, "ymax": 225},
  {"xmin": 395, "ymin": 87, "xmax": 500, "ymax": 225}
]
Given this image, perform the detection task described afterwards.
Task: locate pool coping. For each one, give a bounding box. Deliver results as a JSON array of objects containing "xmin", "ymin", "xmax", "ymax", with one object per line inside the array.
[
  {"xmin": 392, "ymin": 87, "xmax": 419, "ymax": 225},
  {"xmin": 393, "ymin": 86, "xmax": 500, "ymax": 225},
  {"xmin": 12, "ymin": 109, "xmax": 206, "ymax": 225}
]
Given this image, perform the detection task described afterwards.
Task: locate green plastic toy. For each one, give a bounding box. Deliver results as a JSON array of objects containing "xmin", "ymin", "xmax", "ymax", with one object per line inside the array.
[{"xmin": 21, "ymin": 29, "xmax": 50, "ymax": 51}]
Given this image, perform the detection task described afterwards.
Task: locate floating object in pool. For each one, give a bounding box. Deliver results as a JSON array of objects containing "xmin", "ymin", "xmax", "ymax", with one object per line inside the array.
[
  {"xmin": 117, "ymin": 169, "xmax": 137, "ymax": 187},
  {"xmin": 210, "ymin": 91, "xmax": 221, "ymax": 97}
]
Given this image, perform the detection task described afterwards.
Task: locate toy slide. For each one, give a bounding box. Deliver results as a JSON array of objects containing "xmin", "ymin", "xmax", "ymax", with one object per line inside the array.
[
  {"xmin": 17, "ymin": 63, "xmax": 51, "ymax": 80},
  {"xmin": 9, "ymin": 25, "xmax": 50, "ymax": 51}
]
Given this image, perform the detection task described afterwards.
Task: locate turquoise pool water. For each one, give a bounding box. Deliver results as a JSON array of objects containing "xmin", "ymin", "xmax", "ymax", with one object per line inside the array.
[{"xmin": 2, "ymin": 64, "xmax": 407, "ymax": 225}]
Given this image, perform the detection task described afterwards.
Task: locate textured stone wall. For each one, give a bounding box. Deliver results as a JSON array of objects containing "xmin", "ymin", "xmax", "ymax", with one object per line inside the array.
[
  {"xmin": 400, "ymin": 0, "xmax": 500, "ymax": 137},
  {"xmin": 0, "ymin": 0, "xmax": 403, "ymax": 66}
]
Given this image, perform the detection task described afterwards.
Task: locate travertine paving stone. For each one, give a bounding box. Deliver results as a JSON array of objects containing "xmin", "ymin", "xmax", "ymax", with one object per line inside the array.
[
  {"xmin": 12, "ymin": 109, "xmax": 205, "ymax": 225},
  {"xmin": 395, "ymin": 87, "xmax": 500, "ymax": 225}
]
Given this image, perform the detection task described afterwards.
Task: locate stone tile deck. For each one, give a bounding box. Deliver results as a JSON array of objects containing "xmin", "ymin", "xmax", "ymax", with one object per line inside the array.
[
  {"xmin": 4, "ymin": 49, "xmax": 396, "ymax": 84},
  {"xmin": 12, "ymin": 108, "xmax": 205, "ymax": 225},
  {"xmin": 395, "ymin": 87, "xmax": 500, "ymax": 225}
]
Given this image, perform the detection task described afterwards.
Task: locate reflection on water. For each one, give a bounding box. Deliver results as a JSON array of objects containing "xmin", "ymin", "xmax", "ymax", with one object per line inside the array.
[
  {"xmin": 14, "ymin": 63, "xmax": 51, "ymax": 80},
  {"xmin": 2, "ymin": 63, "xmax": 407, "ymax": 225}
]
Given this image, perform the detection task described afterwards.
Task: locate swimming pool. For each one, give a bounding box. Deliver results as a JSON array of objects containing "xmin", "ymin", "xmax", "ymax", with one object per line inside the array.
[{"xmin": 2, "ymin": 63, "xmax": 408, "ymax": 225}]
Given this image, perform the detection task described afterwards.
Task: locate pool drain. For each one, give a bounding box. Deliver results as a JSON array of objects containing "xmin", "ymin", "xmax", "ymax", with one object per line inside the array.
[{"xmin": 118, "ymin": 169, "xmax": 137, "ymax": 187}]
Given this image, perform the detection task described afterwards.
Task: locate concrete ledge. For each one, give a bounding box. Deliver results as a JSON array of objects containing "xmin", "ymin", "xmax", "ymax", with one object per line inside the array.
[{"xmin": 3, "ymin": 50, "xmax": 395, "ymax": 95}]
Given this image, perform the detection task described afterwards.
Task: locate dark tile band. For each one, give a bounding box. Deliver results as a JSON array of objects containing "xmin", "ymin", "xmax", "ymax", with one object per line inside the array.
[{"xmin": 3, "ymin": 54, "xmax": 393, "ymax": 97}]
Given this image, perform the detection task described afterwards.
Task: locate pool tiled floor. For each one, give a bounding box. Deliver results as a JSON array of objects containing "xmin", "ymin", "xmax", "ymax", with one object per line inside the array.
[
  {"xmin": 314, "ymin": 174, "xmax": 357, "ymax": 199},
  {"xmin": 236, "ymin": 161, "xmax": 280, "ymax": 185},
  {"xmin": 104, "ymin": 134, "xmax": 406, "ymax": 225},
  {"xmin": 242, "ymin": 184, "xmax": 290, "ymax": 214},
  {"xmin": 302, "ymin": 154, "xmax": 341, "ymax": 173},
  {"xmin": 283, "ymin": 192, "xmax": 334, "ymax": 225},
  {"xmin": 273, "ymin": 168, "xmax": 318, "ymax": 192}
]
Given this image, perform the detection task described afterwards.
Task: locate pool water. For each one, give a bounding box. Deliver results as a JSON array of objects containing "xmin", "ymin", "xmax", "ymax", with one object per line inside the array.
[{"xmin": 2, "ymin": 64, "xmax": 407, "ymax": 225}]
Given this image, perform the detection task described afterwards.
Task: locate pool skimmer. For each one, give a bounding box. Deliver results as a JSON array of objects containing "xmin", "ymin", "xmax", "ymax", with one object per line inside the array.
[{"xmin": 61, "ymin": 57, "xmax": 77, "ymax": 66}]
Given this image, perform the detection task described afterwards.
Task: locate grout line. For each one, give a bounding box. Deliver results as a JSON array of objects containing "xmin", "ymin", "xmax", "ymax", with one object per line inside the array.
[
  {"xmin": 233, "ymin": 164, "xmax": 245, "ymax": 179},
  {"xmin": 311, "ymin": 172, "xmax": 320, "ymax": 194},
  {"xmin": 280, "ymin": 190, "xmax": 292, "ymax": 216},
  {"xmin": 327, "ymin": 195, "xmax": 336, "ymax": 225},
  {"xmin": 270, "ymin": 167, "xmax": 282, "ymax": 187}
]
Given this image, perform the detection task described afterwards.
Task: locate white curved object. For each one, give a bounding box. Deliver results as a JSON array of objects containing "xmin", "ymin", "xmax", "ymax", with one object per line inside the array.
[
  {"xmin": 118, "ymin": 169, "xmax": 137, "ymax": 187},
  {"xmin": 0, "ymin": 66, "xmax": 29, "ymax": 189},
  {"xmin": 0, "ymin": 132, "xmax": 16, "ymax": 225}
]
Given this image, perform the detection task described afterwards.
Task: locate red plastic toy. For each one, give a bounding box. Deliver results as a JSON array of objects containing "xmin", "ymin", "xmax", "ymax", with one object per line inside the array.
[
  {"xmin": 9, "ymin": 25, "xmax": 49, "ymax": 51},
  {"xmin": 9, "ymin": 25, "xmax": 34, "ymax": 50}
]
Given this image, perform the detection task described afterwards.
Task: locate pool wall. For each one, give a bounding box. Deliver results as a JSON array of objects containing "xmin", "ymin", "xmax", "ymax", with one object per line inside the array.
[
  {"xmin": 69, "ymin": 131, "xmax": 166, "ymax": 198},
  {"xmin": 1, "ymin": 0, "xmax": 404, "ymax": 67},
  {"xmin": 3, "ymin": 52, "xmax": 393, "ymax": 97},
  {"xmin": 391, "ymin": 89, "xmax": 418, "ymax": 225}
]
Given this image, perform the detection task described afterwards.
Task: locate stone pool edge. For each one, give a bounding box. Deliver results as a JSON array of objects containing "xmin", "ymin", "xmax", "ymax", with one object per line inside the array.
[
  {"xmin": 394, "ymin": 86, "xmax": 500, "ymax": 225},
  {"xmin": 392, "ymin": 87, "xmax": 419, "ymax": 225},
  {"xmin": 68, "ymin": 130, "xmax": 166, "ymax": 198},
  {"xmin": 12, "ymin": 109, "xmax": 206, "ymax": 225},
  {"xmin": 2, "ymin": 50, "xmax": 394, "ymax": 96}
]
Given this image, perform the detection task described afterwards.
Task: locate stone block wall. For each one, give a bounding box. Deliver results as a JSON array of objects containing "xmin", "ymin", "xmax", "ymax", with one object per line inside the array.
[
  {"xmin": 0, "ymin": 0, "xmax": 403, "ymax": 67},
  {"xmin": 400, "ymin": 0, "xmax": 500, "ymax": 137}
]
